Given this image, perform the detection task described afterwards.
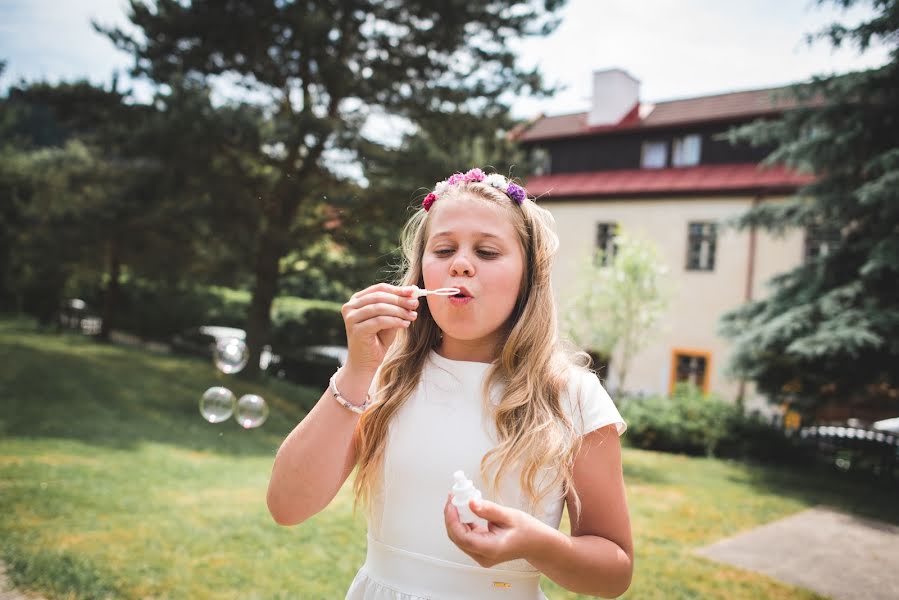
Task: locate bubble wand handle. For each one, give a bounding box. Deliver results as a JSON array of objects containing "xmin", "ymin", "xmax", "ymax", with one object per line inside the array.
[{"xmin": 412, "ymin": 287, "xmax": 460, "ymax": 298}]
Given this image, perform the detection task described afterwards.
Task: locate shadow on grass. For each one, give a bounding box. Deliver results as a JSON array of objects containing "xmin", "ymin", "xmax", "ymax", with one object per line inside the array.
[
  {"xmin": 621, "ymin": 455, "xmax": 676, "ymax": 486},
  {"xmin": 725, "ymin": 456, "xmax": 899, "ymax": 526},
  {"xmin": 0, "ymin": 319, "xmax": 320, "ymax": 457}
]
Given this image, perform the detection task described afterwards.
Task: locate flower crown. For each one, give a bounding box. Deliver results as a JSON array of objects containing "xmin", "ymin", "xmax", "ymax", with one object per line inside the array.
[{"xmin": 422, "ymin": 168, "xmax": 527, "ymax": 212}]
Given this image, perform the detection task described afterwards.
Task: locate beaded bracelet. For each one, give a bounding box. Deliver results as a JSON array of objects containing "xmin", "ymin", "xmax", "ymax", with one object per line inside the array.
[{"xmin": 329, "ymin": 368, "xmax": 372, "ymax": 415}]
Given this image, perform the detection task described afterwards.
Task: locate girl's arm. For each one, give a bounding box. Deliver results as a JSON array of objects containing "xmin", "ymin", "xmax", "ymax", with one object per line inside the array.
[
  {"xmin": 267, "ymin": 282, "xmax": 419, "ymax": 526},
  {"xmin": 445, "ymin": 423, "xmax": 633, "ymax": 598},
  {"xmin": 527, "ymin": 424, "xmax": 633, "ymax": 597},
  {"xmin": 266, "ymin": 369, "xmax": 371, "ymax": 526}
]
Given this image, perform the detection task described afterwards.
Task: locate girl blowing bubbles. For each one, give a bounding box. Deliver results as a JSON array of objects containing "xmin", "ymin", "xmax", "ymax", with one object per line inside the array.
[{"xmin": 267, "ymin": 168, "xmax": 633, "ymax": 599}]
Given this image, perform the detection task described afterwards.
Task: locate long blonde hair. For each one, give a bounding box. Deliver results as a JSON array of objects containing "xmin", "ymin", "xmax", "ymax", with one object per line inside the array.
[{"xmin": 353, "ymin": 179, "xmax": 589, "ymax": 516}]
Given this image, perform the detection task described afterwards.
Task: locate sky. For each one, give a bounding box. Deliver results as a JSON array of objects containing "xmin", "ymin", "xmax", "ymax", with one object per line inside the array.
[{"xmin": 0, "ymin": 0, "xmax": 892, "ymax": 121}]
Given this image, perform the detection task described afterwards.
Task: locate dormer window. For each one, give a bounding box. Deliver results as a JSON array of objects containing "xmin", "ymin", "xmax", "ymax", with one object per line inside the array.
[
  {"xmin": 672, "ymin": 134, "xmax": 702, "ymax": 167},
  {"xmin": 531, "ymin": 147, "xmax": 551, "ymax": 176},
  {"xmin": 641, "ymin": 141, "xmax": 667, "ymax": 169}
]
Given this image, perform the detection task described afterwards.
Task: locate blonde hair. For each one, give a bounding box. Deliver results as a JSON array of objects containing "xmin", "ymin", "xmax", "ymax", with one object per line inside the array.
[{"xmin": 353, "ymin": 179, "xmax": 590, "ymax": 517}]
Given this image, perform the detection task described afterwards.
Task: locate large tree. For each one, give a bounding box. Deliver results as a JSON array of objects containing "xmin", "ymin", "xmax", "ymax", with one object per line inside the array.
[
  {"xmin": 99, "ymin": 0, "xmax": 565, "ymax": 375},
  {"xmin": 719, "ymin": 0, "xmax": 899, "ymax": 413},
  {"xmin": 0, "ymin": 78, "xmax": 257, "ymax": 333}
]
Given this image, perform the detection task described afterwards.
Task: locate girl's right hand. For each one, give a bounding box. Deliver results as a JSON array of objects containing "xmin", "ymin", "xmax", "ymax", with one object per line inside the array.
[{"xmin": 341, "ymin": 283, "xmax": 419, "ymax": 375}]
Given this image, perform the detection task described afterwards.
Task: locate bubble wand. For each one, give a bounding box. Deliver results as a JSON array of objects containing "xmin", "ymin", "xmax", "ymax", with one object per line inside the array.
[{"xmin": 412, "ymin": 287, "xmax": 460, "ymax": 298}]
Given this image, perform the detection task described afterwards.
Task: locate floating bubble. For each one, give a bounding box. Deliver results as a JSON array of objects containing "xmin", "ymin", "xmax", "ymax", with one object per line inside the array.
[
  {"xmin": 214, "ymin": 338, "xmax": 249, "ymax": 374},
  {"xmin": 200, "ymin": 386, "xmax": 236, "ymax": 423},
  {"xmin": 235, "ymin": 394, "xmax": 269, "ymax": 429}
]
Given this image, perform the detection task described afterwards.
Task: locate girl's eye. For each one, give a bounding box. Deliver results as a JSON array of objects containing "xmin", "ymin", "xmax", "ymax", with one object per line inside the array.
[{"xmin": 431, "ymin": 248, "xmax": 500, "ymax": 258}]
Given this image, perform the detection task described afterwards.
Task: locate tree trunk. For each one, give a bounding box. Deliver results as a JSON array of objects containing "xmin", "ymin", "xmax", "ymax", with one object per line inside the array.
[
  {"xmin": 99, "ymin": 237, "xmax": 121, "ymax": 341},
  {"xmin": 244, "ymin": 181, "xmax": 300, "ymax": 378}
]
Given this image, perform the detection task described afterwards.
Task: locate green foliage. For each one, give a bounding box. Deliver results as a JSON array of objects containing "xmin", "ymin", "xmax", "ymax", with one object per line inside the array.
[
  {"xmin": 718, "ymin": 0, "xmax": 899, "ymax": 408},
  {"xmin": 271, "ymin": 306, "xmax": 347, "ymax": 350},
  {"xmin": 1, "ymin": 544, "xmax": 123, "ymax": 600},
  {"xmin": 0, "ymin": 79, "xmax": 260, "ymax": 335},
  {"xmin": 718, "ymin": 413, "xmax": 803, "ymax": 464},
  {"xmin": 620, "ymin": 384, "xmax": 740, "ymax": 457},
  {"xmin": 562, "ymin": 229, "xmax": 671, "ymax": 392}
]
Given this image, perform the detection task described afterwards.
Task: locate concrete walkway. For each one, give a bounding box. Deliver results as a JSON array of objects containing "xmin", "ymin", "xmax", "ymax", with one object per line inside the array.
[
  {"xmin": 0, "ymin": 562, "xmax": 45, "ymax": 600},
  {"xmin": 696, "ymin": 506, "xmax": 899, "ymax": 600}
]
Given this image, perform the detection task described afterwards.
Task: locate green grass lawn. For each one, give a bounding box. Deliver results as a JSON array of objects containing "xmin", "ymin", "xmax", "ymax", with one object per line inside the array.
[{"xmin": 1, "ymin": 317, "xmax": 897, "ymax": 599}]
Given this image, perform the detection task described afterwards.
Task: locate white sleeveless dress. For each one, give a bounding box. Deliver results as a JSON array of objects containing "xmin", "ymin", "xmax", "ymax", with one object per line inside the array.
[{"xmin": 345, "ymin": 350, "xmax": 626, "ymax": 600}]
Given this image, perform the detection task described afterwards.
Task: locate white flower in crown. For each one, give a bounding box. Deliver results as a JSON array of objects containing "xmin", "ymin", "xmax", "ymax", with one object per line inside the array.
[
  {"xmin": 434, "ymin": 180, "xmax": 449, "ymax": 195},
  {"xmin": 483, "ymin": 173, "xmax": 508, "ymax": 191}
]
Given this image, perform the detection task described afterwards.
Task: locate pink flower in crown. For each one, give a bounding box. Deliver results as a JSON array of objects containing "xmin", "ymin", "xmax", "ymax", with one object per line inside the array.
[
  {"xmin": 463, "ymin": 168, "xmax": 485, "ymax": 182},
  {"xmin": 422, "ymin": 192, "xmax": 437, "ymax": 211},
  {"xmin": 446, "ymin": 173, "xmax": 466, "ymax": 186}
]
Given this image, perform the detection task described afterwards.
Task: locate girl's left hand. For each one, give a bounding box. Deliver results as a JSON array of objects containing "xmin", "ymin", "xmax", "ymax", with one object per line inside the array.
[{"xmin": 443, "ymin": 493, "xmax": 543, "ymax": 568}]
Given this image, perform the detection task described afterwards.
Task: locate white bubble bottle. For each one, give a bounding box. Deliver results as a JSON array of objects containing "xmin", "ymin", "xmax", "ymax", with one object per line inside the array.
[{"xmin": 451, "ymin": 470, "xmax": 487, "ymax": 528}]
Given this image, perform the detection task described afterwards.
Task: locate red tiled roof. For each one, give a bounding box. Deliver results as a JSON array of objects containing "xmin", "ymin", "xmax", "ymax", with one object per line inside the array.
[
  {"xmin": 517, "ymin": 87, "xmax": 805, "ymax": 142},
  {"xmin": 526, "ymin": 164, "xmax": 814, "ymax": 199}
]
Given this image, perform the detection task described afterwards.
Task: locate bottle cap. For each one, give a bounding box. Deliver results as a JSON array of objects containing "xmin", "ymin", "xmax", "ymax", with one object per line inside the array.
[{"xmin": 452, "ymin": 470, "xmax": 474, "ymax": 492}]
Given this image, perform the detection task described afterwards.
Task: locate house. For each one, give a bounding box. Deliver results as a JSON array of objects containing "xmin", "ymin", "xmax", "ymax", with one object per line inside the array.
[{"xmin": 516, "ymin": 68, "xmax": 825, "ymax": 411}]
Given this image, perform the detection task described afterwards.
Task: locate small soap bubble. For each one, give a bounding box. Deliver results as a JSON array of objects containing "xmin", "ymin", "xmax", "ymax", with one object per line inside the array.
[
  {"xmin": 214, "ymin": 338, "xmax": 249, "ymax": 374},
  {"xmin": 200, "ymin": 386, "xmax": 236, "ymax": 423},
  {"xmin": 235, "ymin": 394, "xmax": 269, "ymax": 429}
]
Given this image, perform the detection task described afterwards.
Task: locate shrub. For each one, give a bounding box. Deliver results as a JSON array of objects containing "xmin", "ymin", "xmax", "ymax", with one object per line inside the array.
[
  {"xmin": 718, "ymin": 411, "xmax": 804, "ymax": 463},
  {"xmin": 111, "ymin": 280, "xmax": 244, "ymax": 341},
  {"xmin": 619, "ymin": 383, "xmax": 740, "ymax": 456},
  {"xmin": 270, "ymin": 307, "xmax": 346, "ymax": 351}
]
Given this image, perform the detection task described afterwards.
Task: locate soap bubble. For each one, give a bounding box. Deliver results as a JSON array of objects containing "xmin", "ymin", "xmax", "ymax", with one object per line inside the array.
[
  {"xmin": 200, "ymin": 387, "xmax": 236, "ymax": 423},
  {"xmin": 214, "ymin": 338, "xmax": 249, "ymax": 374},
  {"xmin": 235, "ymin": 394, "xmax": 269, "ymax": 429}
]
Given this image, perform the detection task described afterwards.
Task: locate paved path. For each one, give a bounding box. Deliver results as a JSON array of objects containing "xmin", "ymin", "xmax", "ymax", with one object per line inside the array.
[
  {"xmin": 696, "ymin": 506, "xmax": 899, "ymax": 600},
  {"xmin": 0, "ymin": 562, "xmax": 45, "ymax": 600}
]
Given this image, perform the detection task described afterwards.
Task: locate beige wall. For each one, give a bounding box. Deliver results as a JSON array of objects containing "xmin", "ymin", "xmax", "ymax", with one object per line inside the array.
[{"xmin": 545, "ymin": 195, "xmax": 804, "ymax": 406}]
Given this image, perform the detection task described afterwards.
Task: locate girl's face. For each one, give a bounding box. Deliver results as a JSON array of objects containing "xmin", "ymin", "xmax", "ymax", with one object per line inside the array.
[{"xmin": 422, "ymin": 195, "xmax": 525, "ymax": 359}]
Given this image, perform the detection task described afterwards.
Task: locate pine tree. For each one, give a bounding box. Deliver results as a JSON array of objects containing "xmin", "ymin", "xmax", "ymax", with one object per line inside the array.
[{"xmin": 719, "ymin": 0, "xmax": 899, "ymax": 414}]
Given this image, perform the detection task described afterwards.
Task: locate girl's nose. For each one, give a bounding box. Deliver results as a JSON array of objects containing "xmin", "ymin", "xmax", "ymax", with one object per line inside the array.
[{"xmin": 449, "ymin": 254, "xmax": 474, "ymax": 277}]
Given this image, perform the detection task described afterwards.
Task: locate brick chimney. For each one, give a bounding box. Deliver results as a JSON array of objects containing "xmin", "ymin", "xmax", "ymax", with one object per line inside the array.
[{"xmin": 587, "ymin": 68, "xmax": 641, "ymax": 127}]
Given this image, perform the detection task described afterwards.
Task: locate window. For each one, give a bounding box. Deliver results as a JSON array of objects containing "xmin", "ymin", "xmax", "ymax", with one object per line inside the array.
[
  {"xmin": 686, "ymin": 222, "xmax": 717, "ymax": 271},
  {"xmin": 804, "ymin": 224, "xmax": 841, "ymax": 262},
  {"xmin": 670, "ymin": 349, "xmax": 711, "ymax": 394},
  {"xmin": 640, "ymin": 141, "xmax": 667, "ymax": 169},
  {"xmin": 531, "ymin": 147, "xmax": 551, "ymax": 176},
  {"xmin": 595, "ymin": 222, "xmax": 618, "ymax": 266},
  {"xmin": 672, "ymin": 134, "xmax": 702, "ymax": 167}
]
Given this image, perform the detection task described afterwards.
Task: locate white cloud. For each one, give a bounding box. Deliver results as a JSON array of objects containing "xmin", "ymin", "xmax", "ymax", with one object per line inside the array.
[{"xmin": 509, "ymin": 0, "xmax": 892, "ymax": 117}]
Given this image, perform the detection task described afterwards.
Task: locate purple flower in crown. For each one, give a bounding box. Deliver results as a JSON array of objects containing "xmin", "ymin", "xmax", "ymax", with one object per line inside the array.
[
  {"xmin": 505, "ymin": 182, "xmax": 526, "ymax": 204},
  {"xmin": 422, "ymin": 192, "xmax": 437, "ymax": 211},
  {"xmin": 446, "ymin": 173, "xmax": 466, "ymax": 186},
  {"xmin": 463, "ymin": 168, "xmax": 485, "ymax": 182}
]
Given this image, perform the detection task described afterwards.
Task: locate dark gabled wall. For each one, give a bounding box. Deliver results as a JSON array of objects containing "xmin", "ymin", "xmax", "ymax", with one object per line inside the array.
[{"xmin": 527, "ymin": 119, "xmax": 777, "ymax": 174}]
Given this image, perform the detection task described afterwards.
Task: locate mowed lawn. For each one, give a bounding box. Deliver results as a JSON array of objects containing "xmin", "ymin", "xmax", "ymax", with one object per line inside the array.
[{"xmin": 1, "ymin": 318, "xmax": 897, "ymax": 600}]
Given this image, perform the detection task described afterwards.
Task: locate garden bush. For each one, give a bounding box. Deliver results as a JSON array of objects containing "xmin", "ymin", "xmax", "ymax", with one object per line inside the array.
[{"xmin": 619, "ymin": 384, "xmax": 740, "ymax": 456}]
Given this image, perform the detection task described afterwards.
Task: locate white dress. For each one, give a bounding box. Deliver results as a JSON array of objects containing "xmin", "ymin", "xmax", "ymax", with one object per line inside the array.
[{"xmin": 345, "ymin": 350, "xmax": 626, "ymax": 600}]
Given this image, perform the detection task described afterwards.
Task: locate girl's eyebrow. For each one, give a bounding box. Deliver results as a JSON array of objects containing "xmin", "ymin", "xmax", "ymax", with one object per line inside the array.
[{"xmin": 431, "ymin": 231, "xmax": 502, "ymax": 240}]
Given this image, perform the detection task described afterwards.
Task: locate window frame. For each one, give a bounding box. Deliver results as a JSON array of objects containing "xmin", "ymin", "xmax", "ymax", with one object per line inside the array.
[
  {"xmin": 669, "ymin": 348, "xmax": 712, "ymax": 395},
  {"xmin": 640, "ymin": 140, "xmax": 668, "ymax": 169},
  {"xmin": 531, "ymin": 146, "xmax": 552, "ymax": 176},
  {"xmin": 671, "ymin": 133, "xmax": 702, "ymax": 167},
  {"xmin": 686, "ymin": 221, "xmax": 717, "ymax": 271},
  {"xmin": 595, "ymin": 221, "xmax": 618, "ymax": 266}
]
